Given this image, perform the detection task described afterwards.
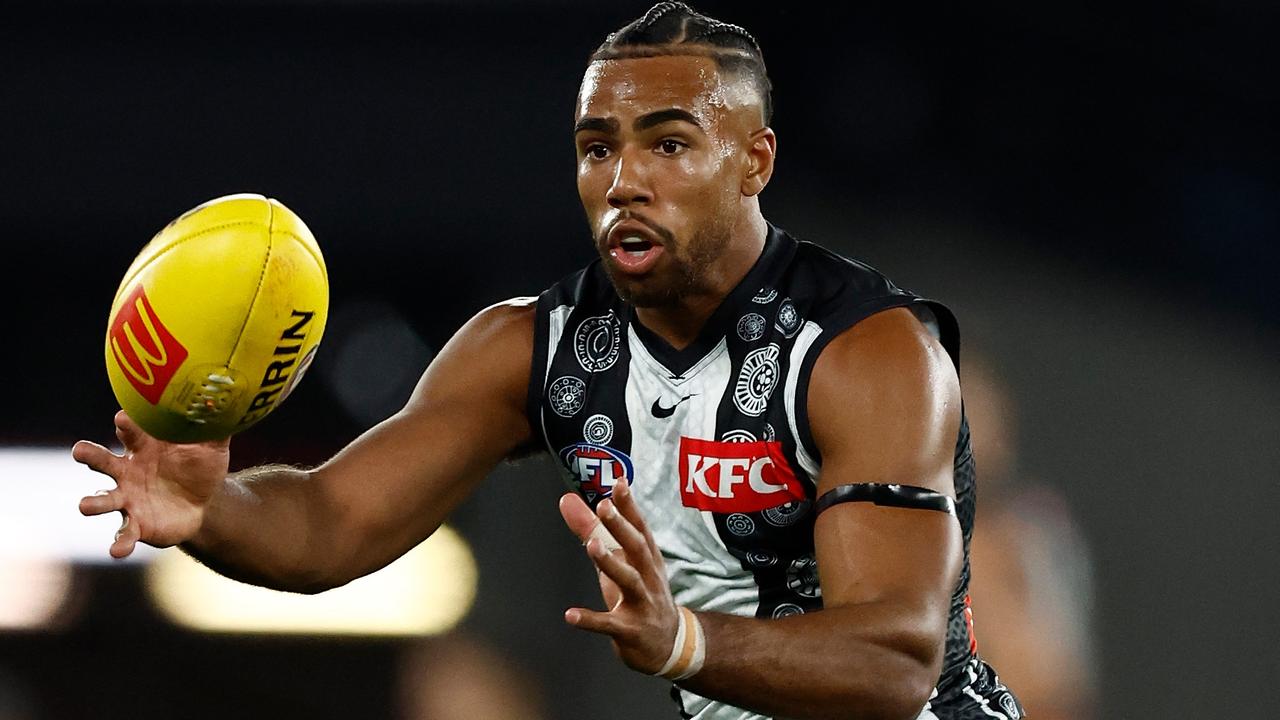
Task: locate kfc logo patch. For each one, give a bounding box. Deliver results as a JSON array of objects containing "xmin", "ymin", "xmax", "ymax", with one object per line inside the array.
[
  {"xmin": 678, "ymin": 437, "xmax": 805, "ymax": 513},
  {"xmin": 560, "ymin": 443, "xmax": 633, "ymax": 502}
]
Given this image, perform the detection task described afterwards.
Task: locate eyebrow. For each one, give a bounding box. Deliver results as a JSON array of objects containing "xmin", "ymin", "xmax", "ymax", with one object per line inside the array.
[
  {"xmin": 634, "ymin": 108, "xmax": 701, "ymax": 131},
  {"xmin": 573, "ymin": 108, "xmax": 702, "ymax": 136},
  {"xmin": 574, "ymin": 117, "xmax": 619, "ymax": 135}
]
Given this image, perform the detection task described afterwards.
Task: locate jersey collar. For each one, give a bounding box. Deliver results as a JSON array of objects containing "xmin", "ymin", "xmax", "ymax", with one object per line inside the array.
[{"xmin": 626, "ymin": 223, "xmax": 796, "ymax": 378}]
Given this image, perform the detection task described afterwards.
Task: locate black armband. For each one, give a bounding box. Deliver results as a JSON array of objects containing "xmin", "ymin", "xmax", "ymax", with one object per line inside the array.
[{"xmin": 815, "ymin": 483, "xmax": 956, "ymax": 516}]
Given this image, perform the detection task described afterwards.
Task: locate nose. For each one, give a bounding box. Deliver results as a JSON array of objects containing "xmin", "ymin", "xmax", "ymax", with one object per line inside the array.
[{"xmin": 605, "ymin": 152, "xmax": 651, "ymax": 209}]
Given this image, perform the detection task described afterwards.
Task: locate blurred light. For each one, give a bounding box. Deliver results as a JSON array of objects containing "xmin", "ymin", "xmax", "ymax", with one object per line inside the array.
[
  {"xmin": 321, "ymin": 298, "xmax": 434, "ymax": 428},
  {"xmin": 145, "ymin": 524, "xmax": 477, "ymax": 636},
  {"xmin": 0, "ymin": 556, "xmax": 74, "ymax": 631},
  {"xmin": 0, "ymin": 446, "xmax": 158, "ymax": 564}
]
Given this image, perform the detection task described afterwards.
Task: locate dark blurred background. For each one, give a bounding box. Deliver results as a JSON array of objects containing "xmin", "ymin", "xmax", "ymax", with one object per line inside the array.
[{"xmin": 1, "ymin": 1, "xmax": 1277, "ymax": 718}]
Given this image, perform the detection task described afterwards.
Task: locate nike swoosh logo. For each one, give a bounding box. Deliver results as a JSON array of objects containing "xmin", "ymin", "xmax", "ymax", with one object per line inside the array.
[{"xmin": 651, "ymin": 394, "xmax": 695, "ymax": 418}]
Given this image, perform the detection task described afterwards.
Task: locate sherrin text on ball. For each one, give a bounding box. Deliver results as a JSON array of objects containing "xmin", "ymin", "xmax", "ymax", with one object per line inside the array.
[{"xmin": 104, "ymin": 194, "xmax": 328, "ymax": 442}]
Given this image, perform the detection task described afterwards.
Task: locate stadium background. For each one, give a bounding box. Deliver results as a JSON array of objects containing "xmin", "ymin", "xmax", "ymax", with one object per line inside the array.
[{"xmin": 1, "ymin": 1, "xmax": 1277, "ymax": 718}]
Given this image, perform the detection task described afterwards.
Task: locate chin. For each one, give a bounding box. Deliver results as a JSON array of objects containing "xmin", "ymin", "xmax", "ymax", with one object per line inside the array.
[
  {"xmin": 621, "ymin": 288, "xmax": 673, "ymax": 308},
  {"xmin": 605, "ymin": 267, "xmax": 679, "ymax": 309}
]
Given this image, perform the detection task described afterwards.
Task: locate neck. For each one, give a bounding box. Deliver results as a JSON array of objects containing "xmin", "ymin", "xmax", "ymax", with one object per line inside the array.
[{"xmin": 634, "ymin": 211, "xmax": 768, "ymax": 350}]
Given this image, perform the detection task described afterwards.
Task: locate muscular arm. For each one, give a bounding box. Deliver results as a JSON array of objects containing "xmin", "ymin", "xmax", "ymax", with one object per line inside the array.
[
  {"xmin": 555, "ymin": 307, "xmax": 964, "ymax": 718},
  {"xmin": 182, "ymin": 299, "xmax": 537, "ymax": 593},
  {"xmin": 679, "ymin": 308, "xmax": 964, "ymax": 719}
]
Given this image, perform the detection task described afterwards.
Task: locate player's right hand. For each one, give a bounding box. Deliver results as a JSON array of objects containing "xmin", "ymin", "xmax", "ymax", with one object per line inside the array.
[{"xmin": 72, "ymin": 410, "xmax": 230, "ymax": 559}]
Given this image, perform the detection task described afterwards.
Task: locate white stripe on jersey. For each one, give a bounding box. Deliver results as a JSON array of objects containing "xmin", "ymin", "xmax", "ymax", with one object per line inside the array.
[
  {"xmin": 783, "ymin": 321, "xmax": 823, "ymax": 479},
  {"xmin": 540, "ymin": 304, "xmax": 575, "ymax": 455},
  {"xmin": 546, "ymin": 304, "xmax": 574, "ymax": 386}
]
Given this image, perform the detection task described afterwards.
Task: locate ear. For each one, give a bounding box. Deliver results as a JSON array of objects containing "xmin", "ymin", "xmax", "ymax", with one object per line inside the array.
[{"xmin": 741, "ymin": 127, "xmax": 777, "ymax": 197}]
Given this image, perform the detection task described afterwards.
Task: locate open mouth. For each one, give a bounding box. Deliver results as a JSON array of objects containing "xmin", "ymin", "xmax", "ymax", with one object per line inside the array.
[
  {"xmin": 606, "ymin": 221, "xmax": 666, "ymax": 274},
  {"xmin": 618, "ymin": 235, "xmax": 654, "ymax": 257}
]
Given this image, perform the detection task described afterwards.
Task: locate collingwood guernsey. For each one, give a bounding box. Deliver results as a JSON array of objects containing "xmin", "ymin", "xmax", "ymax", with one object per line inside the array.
[{"xmin": 528, "ymin": 224, "xmax": 1022, "ymax": 720}]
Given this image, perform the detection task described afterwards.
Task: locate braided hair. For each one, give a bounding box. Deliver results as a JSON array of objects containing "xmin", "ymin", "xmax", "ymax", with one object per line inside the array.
[{"xmin": 591, "ymin": 2, "xmax": 774, "ymax": 124}]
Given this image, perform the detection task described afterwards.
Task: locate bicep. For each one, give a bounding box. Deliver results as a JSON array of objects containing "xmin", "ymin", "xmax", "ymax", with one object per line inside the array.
[
  {"xmin": 307, "ymin": 298, "xmax": 537, "ymax": 576},
  {"xmin": 807, "ymin": 307, "xmax": 963, "ymax": 622}
]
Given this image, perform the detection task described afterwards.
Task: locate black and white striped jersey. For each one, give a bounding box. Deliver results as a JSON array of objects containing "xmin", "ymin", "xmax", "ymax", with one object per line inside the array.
[{"xmin": 527, "ymin": 224, "xmax": 1023, "ymax": 720}]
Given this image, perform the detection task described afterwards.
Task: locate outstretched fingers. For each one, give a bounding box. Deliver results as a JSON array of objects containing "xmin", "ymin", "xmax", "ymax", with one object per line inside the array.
[
  {"xmin": 562, "ymin": 485, "xmax": 683, "ymax": 673},
  {"xmin": 586, "ymin": 536, "xmax": 646, "ymax": 600},
  {"xmin": 114, "ymin": 411, "xmax": 147, "ymax": 452},
  {"xmin": 79, "ymin": 489, "xmax": 124, "ymax": 517},
  {"xmin": 610, "ymin": 480, "xmax": 663, "ymax": 565},
  {"xmin": 558, "ymin": 492, "xmax": 599, "ymax": 541},
  {"xmin": 72, "ymin": 440, "xmax": 129, "ymax": 519},
  {"xmin": 109, "ymin": 512, "xmax": 141, "ymax": 559},
  {"xmin": 564, "ymin": 606, "xmax": 625, "ymax": 636},
  {"xmin": 561, "ymin": 492, "xmax": 649, "ymax": 604},
  {"xmin": 72, "ymin": 441, "xmax": 124, "ymax": 483},
  {"xmin": 596, "ymin": 496, "xmax": 655, "ymax": 572}
]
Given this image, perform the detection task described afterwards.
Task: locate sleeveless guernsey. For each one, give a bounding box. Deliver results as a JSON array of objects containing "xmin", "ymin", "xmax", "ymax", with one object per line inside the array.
[{"xmin": 527, "ymin": 224, "xmax": 1024, "ymax": 720}]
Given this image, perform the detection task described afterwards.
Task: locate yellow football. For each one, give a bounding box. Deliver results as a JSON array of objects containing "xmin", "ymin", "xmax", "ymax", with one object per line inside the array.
[{"xmin": 104, "ymin": 194, "xmax": 328, "ymax": 442}]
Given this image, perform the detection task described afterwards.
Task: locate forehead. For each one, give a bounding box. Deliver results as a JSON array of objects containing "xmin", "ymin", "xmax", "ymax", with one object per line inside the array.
[{"xmin": 576, "ymin": 54, "xmax": 726, "ymax": 121}]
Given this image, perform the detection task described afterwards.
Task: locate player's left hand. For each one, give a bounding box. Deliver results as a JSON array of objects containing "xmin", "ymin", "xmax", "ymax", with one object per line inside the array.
[{"xmin": 559, "ymin": 479, "xmax": 681, "ymax": 675}]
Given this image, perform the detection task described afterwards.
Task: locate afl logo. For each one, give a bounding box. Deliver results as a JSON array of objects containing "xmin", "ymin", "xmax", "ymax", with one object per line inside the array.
[
  {"xmin": 736, "ymin": 313, "xmax": 766, "ymax": 342},
  {"xmin": 548, "ymin": 376, "xmax": 587, "ymax": 417},
  {"xmin": 733, "ymin": 344, "xmax": 780, "ymax": 417},
  {"xmin": 745, "ymin": 550, "xmax": 776, "ymax": 567},
  {"xmin": 559, "ymin": 442, "xmax": 633, "ymax": 501},
  {"xmin": 752, "ymin": 287, "xmax": 777, "ymax": 304},
  {"xmin": 775, "ymin": 298, "xmax": 801, "ymax": 337},
  {"xmin": 763, "ymin": 499, "xmax": 810, "ymax": 528},
  {"xmin": 574, "ymin": 313, "xmax": 621, "ymax": 373},
  {"xmin": 720, "ymin": 429, "xmax": 756, "ymax": 444},
  {"xmin": 786, "ymin": 556, "xmax": 821, "ymax": 598},
  {"xmin": 583, "ymin": 414, "xmax": 614, "ymax": 445}
]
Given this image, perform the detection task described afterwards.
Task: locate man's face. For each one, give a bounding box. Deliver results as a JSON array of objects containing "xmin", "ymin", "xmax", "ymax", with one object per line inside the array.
[{"xmin": 574, "ymin": 54, "xmax": 760, "ymax": 307}]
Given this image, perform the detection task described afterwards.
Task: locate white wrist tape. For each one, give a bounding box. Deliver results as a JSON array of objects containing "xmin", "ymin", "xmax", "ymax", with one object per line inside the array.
[{"xmin": 654, "ymin": 606, "xmax": 706, "ymax": 681}]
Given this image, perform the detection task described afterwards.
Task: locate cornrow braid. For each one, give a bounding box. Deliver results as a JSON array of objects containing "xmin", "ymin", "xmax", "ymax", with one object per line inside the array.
[{"xmin": 591, "ymin": 2, "xmax": 774, "ymax": 124}]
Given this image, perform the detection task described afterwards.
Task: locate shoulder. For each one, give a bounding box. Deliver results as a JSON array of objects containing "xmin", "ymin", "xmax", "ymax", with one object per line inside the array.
[
  {"xmin": 814, "ymin": 304, "xmax": 957, "ymax": 412},
  {"xmin": 814, "ymin": 307, "xmax": 954, "ymax": 389},
  {"xmin": 397, "ymin": 296, "xmax": 540, "ymax": 456},
  {"xmin": 807, "ymin": 307, "xmax": 962, "ymax": 490},
  {"xmin": 464, "ymin": 296, "xmax": 537, "ymax": 341},
  {"xmin": 433, "ymin": 297, "xmax": 537, "ymax": 387}
]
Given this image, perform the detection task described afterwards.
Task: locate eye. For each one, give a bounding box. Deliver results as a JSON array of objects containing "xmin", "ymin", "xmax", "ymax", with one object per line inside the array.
[
  {"xmin": 584, "ymin": 143, "xmax": 611, "ymax": 160},
  {"xmin": 656, "ymin": 138, "xmax": 687, "ymax": 156}
]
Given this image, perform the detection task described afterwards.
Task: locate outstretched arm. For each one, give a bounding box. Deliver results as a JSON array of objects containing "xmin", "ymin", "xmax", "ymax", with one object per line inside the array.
[
  {"xmin": 560, "ymin": 307, "xmax": 963, "ymax": 720},
  {"xmin": 74, "ymin": 298, "xmax": 536, "ymax": 593}
]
